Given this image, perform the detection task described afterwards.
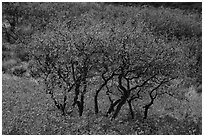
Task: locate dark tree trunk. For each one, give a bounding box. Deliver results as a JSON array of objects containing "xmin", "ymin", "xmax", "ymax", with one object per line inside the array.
[
  {"xmin": 73, "ymin": 82, "xmax": 80, "ymax": 107},
  {"xmin": 78, "ymin": 94, "xmax": 84, "ymax": 116},
  {"xmin": 60, "ymin": 104, "xmax": 65, "ymax": 116},
  {"xmin": 112, "ymin": 96, "xmax": 128, "ymax": 119},
  {"xmin": 106, "ymin": 99, "xmax": 121, "ymax": 116},
  {"xmin": 94, "ymin": 71, "xmax": 115, "ymax": 114},
  {"xmin": 94, "ymin": 81, "xmax": 111, "ymax": 114},
  {"xmin": 94, "ymin": 91, "xmax": 99, "ymax": 114},
  {"xmin": 72, "ymin": 79, "xmax": 85, "ymax": 116},
  {"xmin": 76, "ymin": 101, "xmax": 81, "ymax": 116},
  {"xmin": 79, "ymin": 73, "xmax": 86, "ymax": 117},
  {"xmin": 111, "ymin": 73, "xmax": 131, "ymax": 119},
  {"xmin": 127, "ymin": 100, "xmax": 134, "ymax": 119},
  {"xmin": 143, "ymin": 101, "xmax": 153, "ymax": 119},
  {"xmin": 49, "ymin": 90, "xmax": 67, "ymax": 115},
  {"xmin": 143, "ymin": 106, "xmax": 148, "ymax": 119},
  {"xmin": 61, "ymin": 95, "xmax": 67, "ymax": 116}
]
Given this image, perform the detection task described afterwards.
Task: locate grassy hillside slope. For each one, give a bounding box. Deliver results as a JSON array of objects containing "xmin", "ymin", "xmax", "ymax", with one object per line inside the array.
[{"xmin": 2, "ymin": 74, "xmax": 201, "ymax": 135}]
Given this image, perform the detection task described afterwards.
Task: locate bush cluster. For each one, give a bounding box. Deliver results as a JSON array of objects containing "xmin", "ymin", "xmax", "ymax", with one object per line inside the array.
[{"xmin": 2, "ymin": 2, "xmax": 201, "ymax": 135}]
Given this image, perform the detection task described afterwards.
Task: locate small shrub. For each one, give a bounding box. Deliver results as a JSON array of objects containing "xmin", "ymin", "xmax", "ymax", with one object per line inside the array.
[{"xmin": 12, "ymin": 66, "xmax": 27, "ymax": 77}]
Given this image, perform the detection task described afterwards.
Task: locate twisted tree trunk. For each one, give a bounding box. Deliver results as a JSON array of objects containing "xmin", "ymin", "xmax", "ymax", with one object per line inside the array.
[
  {"xmin": 111, "ymin": 97, "xmax": 127, "ymax": 119},
  {"xmin": 111, "ymin": 90, "xmax": 130, "ymax": 119},
  {"xmin": 106, "ymin": 99, "xmax": 121, "ymax": 116}
]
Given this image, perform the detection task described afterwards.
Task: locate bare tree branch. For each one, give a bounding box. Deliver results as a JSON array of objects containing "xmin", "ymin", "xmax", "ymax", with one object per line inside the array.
[{"xmin": 130, "ymin": 74, "xmax": 157, "ymax": 91}]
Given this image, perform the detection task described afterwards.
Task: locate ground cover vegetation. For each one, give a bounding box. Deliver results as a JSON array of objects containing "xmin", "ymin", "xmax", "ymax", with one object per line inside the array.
[{"xmin": 2, "ymin": 2, "xmax": 202, "ymax": 135}]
